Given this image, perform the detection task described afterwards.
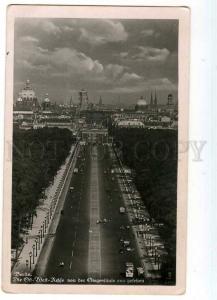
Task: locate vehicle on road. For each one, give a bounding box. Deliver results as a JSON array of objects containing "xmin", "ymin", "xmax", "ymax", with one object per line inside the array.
[
  {"xmin": 60, "ymin": 210, "xmax": 64, "ymax": 215},
  {"xmin": 119, "ymin": 207, "xmax": 126, "ymax": 214},
  {"xmin": 73, "ymin": 168, "xmax": 79, "ymax": 174},
  {"xmin": 120, "ymin": 240, "xmax": 130, "ymax": 247},
  {"xmin": 58, "ymin": 261, "xmax": 64, "ymax": 267},
  {"xmin": 125, "ymin": 262, "xmax": 134, "ymax": 278},
  {"xmin": 126, "ymin": 247, "xmax": 135, "ymax": 252},
  {"xmin": 137, "ymin": 267, "xmax": 144, "ymax": 277},
  {"xmin": 69, "ymin": 186, "xmax": 74, "ymax": 192},
  {"xmin": 96, "ymin": 218, "xmax": 109, "ymax": 224}
]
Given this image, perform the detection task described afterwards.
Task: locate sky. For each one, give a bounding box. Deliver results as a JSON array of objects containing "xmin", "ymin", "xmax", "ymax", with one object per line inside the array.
[{"xmin": 14, "ymin": 18, "xmax": 178, "ymax": 106}]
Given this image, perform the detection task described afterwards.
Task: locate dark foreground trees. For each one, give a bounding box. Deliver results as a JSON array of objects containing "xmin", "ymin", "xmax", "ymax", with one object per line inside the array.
[
  {"xmin": 113, "ymin": 128, "xmax": 178, "ymax": 284},
  {"xmin": 12, "ymin": 127, "xmax": 75, "ymax": 251}
]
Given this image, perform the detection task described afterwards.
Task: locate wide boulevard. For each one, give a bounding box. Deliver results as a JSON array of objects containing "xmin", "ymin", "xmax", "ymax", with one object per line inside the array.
[{"xmin": 37, "ymin": 143, "xmax": 142, "ymax": 282}]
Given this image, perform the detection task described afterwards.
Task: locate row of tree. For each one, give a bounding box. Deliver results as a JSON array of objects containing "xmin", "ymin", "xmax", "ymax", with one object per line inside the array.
[
  {"xmin": 113, "ymin": 128, "xmax": 178, "ymax": 284},
  {"xmin": 12, "ymin": 127, "xmax": 75, "ymax": 250}
]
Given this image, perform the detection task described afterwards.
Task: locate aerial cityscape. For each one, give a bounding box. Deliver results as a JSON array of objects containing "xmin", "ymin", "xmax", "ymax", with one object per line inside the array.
[{"xmin": 11, "ymin": 18, "xmax": 178, "ymax": 285}]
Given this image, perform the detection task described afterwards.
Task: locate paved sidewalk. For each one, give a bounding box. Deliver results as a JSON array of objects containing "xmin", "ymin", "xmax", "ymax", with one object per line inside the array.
[
  {"xmin": 12, "ymin": 144, "xmax": 77, "ymax": 277},
  {"xmin": 109, "ymin": 145, "xmax": 166, "ymax": 281}
]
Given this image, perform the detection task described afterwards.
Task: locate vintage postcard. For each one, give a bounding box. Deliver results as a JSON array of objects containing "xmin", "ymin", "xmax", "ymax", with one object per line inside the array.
[{"xmin": 2, "ymin": 5, "xmax": 190, "ymax": 294}]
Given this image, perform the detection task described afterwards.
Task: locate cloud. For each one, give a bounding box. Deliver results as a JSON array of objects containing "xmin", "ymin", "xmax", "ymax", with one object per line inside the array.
[
  {"xmin": 105, "ymin": 64, "xmax": 125, "ymax": 79},
  {"xmin": 133, "ymin": 46, "xmax": 170, "ymax": 62},
  {"xmin": 79, "ymin": 20, "xmax": 128, "ymax": 45},
  {"xmin": 120, "ymin": 52, "xmax": 128, "ymax": 58},
  {"xmin": 141, "ymin": 29, "xmax": 155, "ymax": 37},
  {"xmin": 39, "ymin": 20, "xmax": 61, "ymax": 35},
  {"xmin": 108, "ymin": 77, "xmax": 176, "ymax": 94},
  {"xmin": 19, "ymin": 36, "xmax": 39, "ymax": 43},
  {"xmin": 120, "ymin": 72, "xmax": 142, "ymax": 84}
]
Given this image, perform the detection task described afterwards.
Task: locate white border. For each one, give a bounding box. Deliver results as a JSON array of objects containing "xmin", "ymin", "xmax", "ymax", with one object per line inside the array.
[{"xmin": 0, "ymin": 0, "xmax": 216, "ymax": 299}]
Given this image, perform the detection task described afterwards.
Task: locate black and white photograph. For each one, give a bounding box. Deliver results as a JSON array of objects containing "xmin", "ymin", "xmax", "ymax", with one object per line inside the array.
[{"xmin": 3, "ymin": 5, "xmax": 189, "ymax": 294}]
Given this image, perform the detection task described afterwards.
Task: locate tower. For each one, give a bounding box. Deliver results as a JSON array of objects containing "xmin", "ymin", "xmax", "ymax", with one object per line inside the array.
[
  {"xmin": 154, "ymin": 90, "xmax": 158, "ymax": 106},
  {"xmin": 79, "ymin": 89, "xmax": 89, "ymax": 111},
  {"xmin": 99, "ymin": 96, "xmax": 102, "ymax": 107},
  {"xmin": 150, "ymin": 92, "xmax": 154, "ymax": 106},
  {"xmin": 167, "ymin": 94, "xmax": 173, "ymax": 106}
]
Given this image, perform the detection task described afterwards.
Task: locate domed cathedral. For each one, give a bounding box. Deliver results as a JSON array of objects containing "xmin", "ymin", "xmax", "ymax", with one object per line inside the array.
[
  {"xmin": 135, "ymin": 96, "xmax": 148, "ymax": 112},
  {"xmin": 15, "ymin": 79, "xmax": 40, "ymax": 112}
]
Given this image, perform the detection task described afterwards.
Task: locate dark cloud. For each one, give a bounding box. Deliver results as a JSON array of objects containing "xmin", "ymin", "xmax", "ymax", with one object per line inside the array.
[{"xmin": 14, "ymin": 18, "xmax": 178, "ymax": 104}]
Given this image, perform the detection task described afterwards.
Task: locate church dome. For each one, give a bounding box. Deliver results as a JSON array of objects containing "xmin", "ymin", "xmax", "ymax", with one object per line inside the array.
[
  {"xmin": 44, "ymin": 93, "xmax": 50, "ymax": 103},
  {"xmin": 136, "ymin": 97, "xmax": 147, "ymax": 106},
  {"xmin": 135, "ymin": 96, "xmax": 148, "ymax": 112}
]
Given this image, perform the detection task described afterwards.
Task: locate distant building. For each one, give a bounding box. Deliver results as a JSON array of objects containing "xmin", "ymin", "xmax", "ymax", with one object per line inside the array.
[
  {"xmin": 161, "ymin": 116, "xmax": 171, "ymax": 123},
  {"xmin": 42, "ymin": 93, "xmax": 51, "ymax": 111},
  {"xmin": 99, "ymin": 96, "xmax": 102, "ymax": 107},
  {"xmin": 117, "ymin": 119, "xmax": 145, "ymax": 128},
  {"xmin": 79, "ymin": 89, "xmax": 89, "ymax": 111},
  {"xmin": 135, "ymin": 96, "xmax": 148, "ymax": 112},
  {"xmin": 167, "ymin": 94, "xmax": 173, "ymax": 106},
  {"xmin": 15, "ymin": 79, "xmax": 40, "ymax": 112}
]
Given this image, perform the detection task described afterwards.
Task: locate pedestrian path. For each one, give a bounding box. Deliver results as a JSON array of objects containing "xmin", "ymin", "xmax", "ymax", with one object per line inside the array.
[
  {"xmin": 109, "ymin": 145, "xmax": 166, "ymax": 282},
  {"xmin": 12, "ymin": 144, "xmax": 77, "ymax": 278}
]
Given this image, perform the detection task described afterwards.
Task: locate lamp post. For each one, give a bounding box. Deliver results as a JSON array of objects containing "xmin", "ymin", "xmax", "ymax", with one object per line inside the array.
[
  {"xmin": 39, "ymin": 229, "xmax": 42, "ymax": 243},
  {"xmin": 154, "ymin": 247, "xmax": 158, "ymax": 265},
  {"xmin": 32, "ymin": 245, "xmax": 35, "ymax": 264},
  {"xmin": 47, "ymin": 211, "xmax": 49, "ymax": 224},
  {"xmin": 50, "ymin": 206, "xmax": 52, "ymax": 219},
  {"xmin": 149, "ymin": 236, "xmax": 152, "ymax": 251},
  {"xmin": 37, "ymin": 235, "xmax": 41, "ymax": 249},
  {"xmin": 43, "ymin": 220, "xmax": 46, "ymax": 233},
  {"xmin": 157, "ymin": 254, "xmax": 161, "ymax": 270},
  {"xmin": 41, "ymin": 224, "xmax": 44, "ymax": 238},
  {"xmin": 29, "ymin": 252, "xmax": 32, "ymax": 270},
  {"xmin": 34, "ymin": 239, "xmax": 38, "ymax": 256}
]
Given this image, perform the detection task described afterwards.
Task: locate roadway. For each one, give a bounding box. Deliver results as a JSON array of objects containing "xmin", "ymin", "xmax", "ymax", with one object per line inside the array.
[{"xmin": 38, "ymin": 143, "xmax": 143, "ymax": 283}]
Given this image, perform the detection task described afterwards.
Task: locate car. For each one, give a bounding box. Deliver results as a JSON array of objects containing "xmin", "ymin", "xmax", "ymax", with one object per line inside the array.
[
  {"xmin": 59, "ymin": 261, "xmax": 64, "ymax": 267},
  {"xmin": 119, "ymin": 249, "xmax": 125, "ymax": 254},
  {"xmin": 126, "ymin": 247, "xmax": 135, "ymax": 252},
  {"xmin": 69, "ymin": 186, "xmax": 74, "ymax": 192}
]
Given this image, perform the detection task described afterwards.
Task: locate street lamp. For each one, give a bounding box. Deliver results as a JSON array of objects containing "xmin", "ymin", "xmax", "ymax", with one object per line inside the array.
[
  {"xmin": 37, "ymin": 235, "xmax": 41, "ymax": 249},
  {"xmin": 29, "ymin": 252, "xmax": 32, "ymax": 270},
  {"xmin": 32, "ymin": 245, "xmax": 35, "ymax": 264},
  {"xmin": 35, "ymin": 239, "xmax": 38, "ymax": 256},
  {"xmin": 47, "ymin": 211, "xmax": 49, "ymax": 223},
  {"xmin": 157, "ymin": 254, "xmax": 161, "ymax": 270},
  {"xmin": 154, "ymin": 247, "xmax": 158, "ymax": 265},
  {"xmin": 149, "ymin": 236, "xmax": 152, "ymax": 251},
  {"xmin": 38, "ymin": 229, "xmax": 42, "ymax": 243},
  {"xmin": 43, "ymin": 220, "xmax": 46, "ymax": 233},
  {"xmin": 41, "ymin": 224, "xmax": 44, "ymax": 238}
]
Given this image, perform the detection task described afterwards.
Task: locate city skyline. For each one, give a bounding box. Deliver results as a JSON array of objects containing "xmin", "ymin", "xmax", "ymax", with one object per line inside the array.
[{"xmin": 14, "ymin": 18, "xmax": 178, "ymax": 105}]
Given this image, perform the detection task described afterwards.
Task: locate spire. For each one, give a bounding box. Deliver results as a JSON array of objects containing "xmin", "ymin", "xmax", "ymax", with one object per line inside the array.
[
  {"xmin": 150, "ymin": 92, "xmax": 153, "ymax": 106},
  {"xmin": 154, "ymin": 89, "xmax": 158, "ymax": 106}
]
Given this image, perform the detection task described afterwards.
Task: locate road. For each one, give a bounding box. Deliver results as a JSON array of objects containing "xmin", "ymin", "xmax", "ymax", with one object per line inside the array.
[{"xmin": 37, "ymin": 143, "xmax": 143, "ymax": 283}]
